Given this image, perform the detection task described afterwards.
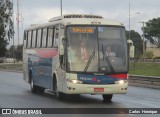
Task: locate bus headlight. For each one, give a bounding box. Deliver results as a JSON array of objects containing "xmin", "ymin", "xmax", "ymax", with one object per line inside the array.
[
  {"xmin": 67, "ymin": 79, "xmax": 83, "ymax": 84},
  {"xmin": 114, "ymin": 80, "xmax": 127, "ymax": 84}
]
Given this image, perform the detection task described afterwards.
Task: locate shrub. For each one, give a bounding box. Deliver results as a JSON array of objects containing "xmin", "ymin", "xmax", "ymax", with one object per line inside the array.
[
  {"xmin": 154, "ymin": 56, "xmax": 160, "ymax": 59},
  {"xmin": 144, "ymin": 51, "xmax": 154, "ymax": 59}
]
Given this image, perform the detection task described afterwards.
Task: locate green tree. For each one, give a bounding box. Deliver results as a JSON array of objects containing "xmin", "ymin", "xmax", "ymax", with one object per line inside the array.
[
  {"xmin": 126, "ymin": 30, "xmax": 143, "ymax": 58},
  {"xmin": 144, "ymin": 17, "xmax": 160, "ymax": 48},
  {"xmin": 9, "ymin": 45, "xmax": 16, "ymax": 58},
  {"xmin": 0, "ymin": 0, "xmax": 14, "ymax": 57},
  {"xmin": 9, "ymin": 45, "xmax": 22, "ymax": 61}
]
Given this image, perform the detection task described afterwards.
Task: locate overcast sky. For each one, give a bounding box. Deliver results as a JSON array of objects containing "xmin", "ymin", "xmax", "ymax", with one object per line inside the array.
[{"xmin": 12, "ymin": 0, "xmax": 160, "ymax": 45}]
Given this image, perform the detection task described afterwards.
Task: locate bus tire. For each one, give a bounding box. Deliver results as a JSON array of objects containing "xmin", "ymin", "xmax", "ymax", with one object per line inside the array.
[
  {"xmin": 31, "ymin": 77, "xmax": 45, "ymax": 93},
  {"xmin": 38, "ymin": 87, "xmax": 45, "ymax": 94},
  {"xmin": 30, "ymin": 72, "xmax": 44, "ymax": 93},
  {"xmin": 102, "ymin": 94, "xmax": 113, "ymax": 102},
  {"xmin": 30, "ymin": 75, "xmax": 38, "ymax": 93},
  {"xmin": 55, "ymin": 82, "xmax": 65, "ymax": 100}
]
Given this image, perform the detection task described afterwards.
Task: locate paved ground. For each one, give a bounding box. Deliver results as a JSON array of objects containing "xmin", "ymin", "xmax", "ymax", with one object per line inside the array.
[{"xmin": 0, "ymin": 71, "xmax": 160, "ymax": 117}]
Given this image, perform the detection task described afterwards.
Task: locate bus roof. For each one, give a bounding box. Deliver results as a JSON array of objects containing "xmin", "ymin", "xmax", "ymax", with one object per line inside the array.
[
  {"xmin": 25, "ymin": 14, "xmax": 124, "ymax": 30},
  {"xmin": 48, "ymin": 14, "xmax": 103, "ymax": 22}
]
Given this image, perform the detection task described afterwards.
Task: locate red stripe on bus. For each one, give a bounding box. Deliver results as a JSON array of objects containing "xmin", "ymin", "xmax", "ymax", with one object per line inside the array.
[
  {"xmin": 108, "ymin": 74, "xmax": 127, "ymax": 79},
  {"xmin": 35, "ymin": 49, "xmax": 58, "ymax": 58}
]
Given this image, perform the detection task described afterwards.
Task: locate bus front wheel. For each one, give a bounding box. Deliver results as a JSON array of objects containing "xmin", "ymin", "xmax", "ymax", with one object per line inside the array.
[
  {"xmin": 55, "ymin": 82, "xmax": 65, "ymax": 100},
  {"xmin": 102, "ymin": 94, "xmax": 113, "ymax": 102}
]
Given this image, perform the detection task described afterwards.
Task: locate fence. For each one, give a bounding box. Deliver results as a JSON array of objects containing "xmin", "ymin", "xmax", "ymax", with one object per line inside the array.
[
  {"xmin": 130, "ymin": 58, "xmax": 160, "ymax": 63},
  {"xmin": 129, "ymin": 75, "xmax": 160, "ymax": 89}
]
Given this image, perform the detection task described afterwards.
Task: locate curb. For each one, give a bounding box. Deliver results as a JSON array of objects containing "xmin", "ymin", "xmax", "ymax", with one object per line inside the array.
[
  {"xmin": 129, "ymin": 74, "xmax": 160, "ymax": 79},
  {"xmin": 0, "ymin": 69, "xmax": 23, "ymax": 73}
]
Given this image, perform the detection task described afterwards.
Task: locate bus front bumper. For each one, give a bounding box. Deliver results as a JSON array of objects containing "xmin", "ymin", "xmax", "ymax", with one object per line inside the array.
[{"xmin": 63, "ymin": 82, "xmax": 128, "ymax": 95}]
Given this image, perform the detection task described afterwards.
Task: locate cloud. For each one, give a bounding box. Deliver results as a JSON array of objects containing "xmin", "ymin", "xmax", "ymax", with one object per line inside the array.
[
  {"xmin": 12, "ymin": 0, "xmax": 160, "ymax": 45},
  {"xmin": 22, "ymin": 8, "xmax": 88, "ymax": 27}
]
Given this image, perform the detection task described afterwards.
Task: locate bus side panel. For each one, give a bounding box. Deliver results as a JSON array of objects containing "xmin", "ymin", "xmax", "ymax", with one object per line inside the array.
[
  {"xmin": 27, "ymin": 48, "xmax": 58, "ymax": 89},
  {"xmin": 24, "ymin": 49, "xmax": 37, "ymax": 83}
]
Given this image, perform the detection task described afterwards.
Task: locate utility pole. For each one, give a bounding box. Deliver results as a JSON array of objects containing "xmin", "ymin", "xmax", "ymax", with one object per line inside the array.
[
  {"xmin": 12, "ymin": 0, "xmax": 15, "ymax": 62},
  {"xmin": 16, "ymin": 0, "xmax": 22, "ymax": 46},
  {"xmin": 129, "ymin": 3, "xmax": 131, "ymax": 40},
  {"xmin": 16, "ymin": 0, "xmax": 20, "ymax": 46},
  {"xmin": 128, "ymin": 3, "xmax": 140, "ymax": 40},
  {"xmin": 139, "ymin": 21, "xmax": 146, "ymax": 59},
  {"xmin": 60, "ymin": 0, "xmax": 62, "ymax": 16},
  {"xmin": 128, "ymin": 3, "xmax": 140, "ymax": 60}
]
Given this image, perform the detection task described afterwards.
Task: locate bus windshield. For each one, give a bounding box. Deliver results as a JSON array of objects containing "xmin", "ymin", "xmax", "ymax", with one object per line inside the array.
[{"xmin": 67, "ymin": 26, "xmax": 128, "ymax": 73}]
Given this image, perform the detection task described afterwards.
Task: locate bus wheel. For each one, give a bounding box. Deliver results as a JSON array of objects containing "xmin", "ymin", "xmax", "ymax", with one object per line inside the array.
[
  {"xmin": 55, "ymin": 82, "xmax": 65, "ymax": 100},
  {"xmin": 102, "ymin": 94, "xmax": 113, "ymax": 102},
  {"xmin": 38, "ymin": 87, "xmax": 45, "ymax": 94},
  {"xmin": 31, "ymin": 77, "xmax": 44, "ymax": 94},
  {"xmin": 30, "ymin": 77, "xmax": 37, "ymax": 93}
]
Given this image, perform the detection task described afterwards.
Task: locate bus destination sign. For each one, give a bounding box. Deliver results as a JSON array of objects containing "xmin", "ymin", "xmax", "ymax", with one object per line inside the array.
[{"xmin": 71, "ymin": 28, "xmax": 94, "ymax": 33}]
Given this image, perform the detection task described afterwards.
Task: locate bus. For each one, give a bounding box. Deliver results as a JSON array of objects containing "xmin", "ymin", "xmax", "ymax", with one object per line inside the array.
[{"xmin": 23, "ymin": 14, "xmax": 128, "ymax": 102}]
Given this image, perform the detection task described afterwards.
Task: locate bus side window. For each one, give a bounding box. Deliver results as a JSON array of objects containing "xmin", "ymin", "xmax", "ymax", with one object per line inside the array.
[
  {"xmin": 23, "ymin": 31, "xmax": 27, "ymax": 48},
  {"xmin": 37, "ymin": 29, "xmax": 42, "ymax": 48},
  {"xmin": 47, "ymin": 27, "xmax": 54, "ymax": 47},
  {"xmin": 27, "ymin": 31, "xmax": 32, "ymax": 48},
  {"xmin": 54, "ymin": 26, "xmax": 59, "ymax": 47},
  {"xmin": 32, "ymin": 30, "xmax": 37, "ymax": 48},
  {"xmin": 35, "ymin": 29, "xmax": 38, "ymax": 48},
  {"xmin": 42, "ymin": 28, "xmax": 47, "ymax": 48}
]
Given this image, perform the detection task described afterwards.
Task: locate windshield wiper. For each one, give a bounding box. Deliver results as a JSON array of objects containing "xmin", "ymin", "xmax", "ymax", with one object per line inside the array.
[
  {"xmin": 102, "ymin": 44, "xmax": 115, "ymax": 73},
  {"xmin": 84, "ymin": 45, "xmax": 95, "ymax": 72}
]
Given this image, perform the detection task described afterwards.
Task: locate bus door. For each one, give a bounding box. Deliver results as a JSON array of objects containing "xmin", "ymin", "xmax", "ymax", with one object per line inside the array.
[{"xmin": 56, "ymin": 24, "xmax": 66, "ymax": 92}]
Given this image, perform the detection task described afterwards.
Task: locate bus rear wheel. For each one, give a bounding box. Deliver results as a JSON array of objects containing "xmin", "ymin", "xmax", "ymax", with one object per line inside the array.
[
  {"xmin": 102, "ymin": 94, "xmax": 113, "ymax": 102},
  {"xmin": 30, "ymin": 75, "xmax": 44, "ymax": 93},
  {"xmin": 30, "ymin": 77, "xmax": 38, "ymax": 93}
]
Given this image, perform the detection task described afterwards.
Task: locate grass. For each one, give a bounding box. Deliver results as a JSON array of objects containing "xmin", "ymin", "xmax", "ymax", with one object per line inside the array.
[
  {"xmin": 129, "ymin": 62, "xmax": 160, "ymax": 77},
  {"xmin": 0, "ymin": 63, "xmax": 23, "ymax": 71}
]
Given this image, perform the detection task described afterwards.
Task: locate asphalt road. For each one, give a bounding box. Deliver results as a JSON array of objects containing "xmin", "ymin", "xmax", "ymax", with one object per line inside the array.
[{"xmin": 0, "ymin": 71, "xmax": 160, "ymax": 117}]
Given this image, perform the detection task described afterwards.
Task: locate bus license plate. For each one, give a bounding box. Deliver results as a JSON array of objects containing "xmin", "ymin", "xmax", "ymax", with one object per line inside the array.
[{"xmin": 94, "ymin": 88, "xmax": 104, "ymax": 92}]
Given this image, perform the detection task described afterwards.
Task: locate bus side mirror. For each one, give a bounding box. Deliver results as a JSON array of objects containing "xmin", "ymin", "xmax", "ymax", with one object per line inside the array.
[
  {"xmin": 127, "ymin": 39, "xmax": 135, "ymax": 58},
  {"xmin": 59, "ymin": 45, "xmax": 64, "ymax": 55}
]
